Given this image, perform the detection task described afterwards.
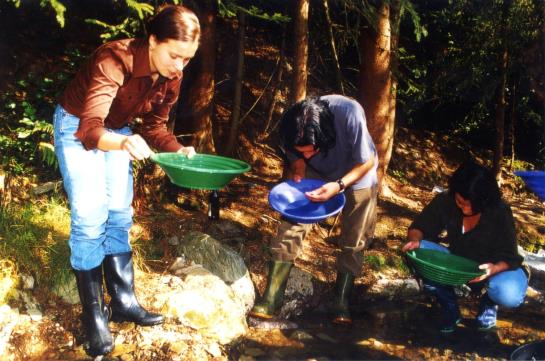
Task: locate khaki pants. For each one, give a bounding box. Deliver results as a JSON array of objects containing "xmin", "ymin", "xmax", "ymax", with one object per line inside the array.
[{"xmin": 270, "ymin": 170, "xmax": 378, "ymax": 276}]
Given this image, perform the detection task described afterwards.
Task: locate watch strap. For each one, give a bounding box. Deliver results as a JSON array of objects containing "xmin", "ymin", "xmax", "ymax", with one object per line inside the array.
[{"xmin": 336, "ymin": 178, "xmax": 346, "ymax": 193}]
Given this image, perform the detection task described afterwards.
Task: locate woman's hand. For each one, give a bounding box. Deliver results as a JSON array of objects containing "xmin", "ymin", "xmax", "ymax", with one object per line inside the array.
[
  {"xmin": 469, "ymin": 261, "xmax": 509, "ymax": 283},
  {"xmin": 305, "ymin": 182, "xmax": 339, "ymax": 202},
  {"xmin": 402, "ymin": 240, "xmax": 421, "ymax": 252},
  {"xmin": 402, "ymin": 229, "xmax": 423, "ymax": 252},
  {"xmin": 120, "ymin": 135, "xmax": 154, "ymax": 160},
  {"xmin": 177, "ymin": 146, "xmax": 196, "ymax": 159}
]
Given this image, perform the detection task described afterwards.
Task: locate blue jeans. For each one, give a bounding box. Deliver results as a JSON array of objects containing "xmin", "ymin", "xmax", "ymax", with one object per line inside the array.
[
  {"xmin": 419, "ymin": 240, "xmax": 528, "ymax": 328},
  {"xmin": 53, "ymin": 105, "xmax": 133, "ymax": 270}
]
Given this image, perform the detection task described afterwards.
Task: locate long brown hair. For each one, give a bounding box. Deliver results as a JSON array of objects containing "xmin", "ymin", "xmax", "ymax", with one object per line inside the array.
[{"xmin": 146, "ymin": 5, "xmax": 200, "ymax": 43}]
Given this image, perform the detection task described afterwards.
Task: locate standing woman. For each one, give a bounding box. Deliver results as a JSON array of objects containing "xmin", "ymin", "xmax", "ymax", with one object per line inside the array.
[{"xmin": 53, "ymin": 5, "xmax": 200, "ymax": 357}]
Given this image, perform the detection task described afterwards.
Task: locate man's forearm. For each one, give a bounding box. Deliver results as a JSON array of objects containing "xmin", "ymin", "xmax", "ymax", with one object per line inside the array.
[{"xmin": 338, "ymin": 156, "xmax": 376, "ymax": 187}]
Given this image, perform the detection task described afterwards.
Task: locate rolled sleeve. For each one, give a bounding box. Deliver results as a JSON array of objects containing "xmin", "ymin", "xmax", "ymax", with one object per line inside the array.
[{"xmin": 74, "ymin": 50, "xmax": 125, "ymax": 150}]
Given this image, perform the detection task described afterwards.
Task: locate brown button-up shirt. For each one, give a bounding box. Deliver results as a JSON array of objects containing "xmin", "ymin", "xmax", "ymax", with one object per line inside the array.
[{"xmin": 59, "ymin": 38, "xmax": 182, "ymax": 152}]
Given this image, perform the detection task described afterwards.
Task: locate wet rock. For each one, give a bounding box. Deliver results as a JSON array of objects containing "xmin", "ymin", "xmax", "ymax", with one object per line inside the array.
[
  {"xmin": 316, "ymin": 333, "xmax": 338, "ymax": 343},
  {"xmin": 290, "ymin": 330, "xmax": 314, "ymax": 341},
  {"xmin": 357, "ymin": 339, "xmax": 372, "ymax": 346},
  {"xmin": 277, "ymin": 267, "xmax": 314, "ymax": 319},
  {"xmin": 369, "ymin": 278, "xmax": 420, "ymax": 299},
  {"xmin": 371, "ymin": 338, "xmax": 384, "ymax": 348},
  {"xmin": 247, "ymin": 317, "xmax": 298, "ymax": 330}
]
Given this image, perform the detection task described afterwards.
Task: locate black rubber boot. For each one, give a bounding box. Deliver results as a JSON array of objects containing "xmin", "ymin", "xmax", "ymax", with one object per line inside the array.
[
  {"xmin": 74, "ymin": 266, "xmax": 114, "ymax": 357},
  {"xmin": 332, "ymin": 272, "xmax": 355, "ymax": 325},
  {"xmin": 103, "ymin": 252, "xmax": 164, "ymax": 326},
  {"xmin": 249, "ymin": 261, "xmax": 293, "ymax": 319}
]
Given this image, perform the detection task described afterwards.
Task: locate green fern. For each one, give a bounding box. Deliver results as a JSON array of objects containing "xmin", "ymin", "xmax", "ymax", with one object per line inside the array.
[
  {"xmin": 126, "ymin": 0, "xmax": 154, "ymax": 20},
  {"xmin": 38, "ymin": 142, "xmax": 58, "ymax": 169}
]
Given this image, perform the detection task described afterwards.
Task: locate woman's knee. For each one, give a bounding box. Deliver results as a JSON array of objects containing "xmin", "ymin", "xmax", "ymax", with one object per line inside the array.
[{"xmin": 488, "ymin": 275, "xmax": 527, "ymax": 308}]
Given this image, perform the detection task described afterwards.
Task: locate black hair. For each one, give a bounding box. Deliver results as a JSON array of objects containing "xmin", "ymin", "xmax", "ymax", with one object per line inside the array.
[
  {"xmin": 146, "ymin": 5, "xmax": 200, "ymax": 43},
  {"xmin": 448, "ymin": 160, "xmax": 502, "ymax": 213},
  {"xmin": 279, "ymin": 97, "xmax": 336, "ymax": 157}
]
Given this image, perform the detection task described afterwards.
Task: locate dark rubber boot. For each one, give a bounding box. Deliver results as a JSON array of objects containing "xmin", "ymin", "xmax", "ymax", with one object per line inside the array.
[
  {"xmin": 249, "ymin": 261, "xmax": 293, "ymax": 319},
  {"xmin": 103, "ymin": 252, "xmax": 164, "ymax": 326},
  {"xmin": 332, "ymin": 272, "xmax": 355, "ymax": 325},
  {"xmin": 74, "ymin": 266, "xmax": 113, "ymax": 357}
]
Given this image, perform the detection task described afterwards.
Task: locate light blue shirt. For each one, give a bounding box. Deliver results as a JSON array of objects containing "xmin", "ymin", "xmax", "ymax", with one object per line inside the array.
[{"xmin": 287, "ymin": 95, "xmax": 378, "ymax": 190}]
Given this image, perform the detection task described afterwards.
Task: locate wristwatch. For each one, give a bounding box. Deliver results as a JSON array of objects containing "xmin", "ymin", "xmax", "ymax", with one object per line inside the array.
[{"xmin": 336, "ymin": 178, "xmax": 346, "ymax": 193}]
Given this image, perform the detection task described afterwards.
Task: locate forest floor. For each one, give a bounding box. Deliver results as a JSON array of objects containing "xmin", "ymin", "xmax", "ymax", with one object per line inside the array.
[
  {"xmin": 8, "ymin": 125, "xmax": 545, "ymax": 361},
  {"xmin": 2, "ymin": 123, "xmax": 545, "ymax": 361}
]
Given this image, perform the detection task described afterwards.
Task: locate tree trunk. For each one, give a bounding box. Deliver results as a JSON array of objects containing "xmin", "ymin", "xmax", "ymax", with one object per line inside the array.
[
  {"xmin": 493, "ymin": 48, "xmax": 508, "ymax": 180},
  {"xmin": 321, "ymin": 0, "xmax": 344, "ymax": 95},
  {"xmin": 224, "ymin": 10, "xmax": 246, "ymax": 155},
  {"xmin": 291, "ymin": 0, "xmax": 309, "ymax": 103},
  {"xmin": 173, "ymin": 0, "xmax": 216, "ymax": 153},
  {"xmin": 508, "ymin": 82, "xmax": 516, "ymax": 172},
  {"xmin": 357, "ymin": 1, "xmax": 396, "ymax": 196},
  {"xmin": 493, "ymin": 0, "xmax": 511, "ymax": 180}
]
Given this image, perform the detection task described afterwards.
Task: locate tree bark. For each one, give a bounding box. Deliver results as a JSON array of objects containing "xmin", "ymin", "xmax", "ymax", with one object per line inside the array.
[
  {"xmin": 224, "ymin": 10, "xmax": 246, "ymax": 155},
  {"xmin": 291, "ymin": 0, "xmax": 309, "ymax": 103},
  {"xmin": 493, "ymin": 0, "xmax": 511, "ymax": 180},
  {"xmin": 357, "ymin": 1, "xmax": 396, "ymax": 196},
  {"xmin": 173, "ymin": 0, "xmax": 216, "ymax": 153},
  {"xmin": 321, "ymin": 0, "xmax": 344, "ymax": 95},
  {"xmin": 493, "ymin": 48, "xmax": 508, "ymax": 180},
  {"xmin": 508, "ymin": 82, "xmax": 516, "ymax": 171}
]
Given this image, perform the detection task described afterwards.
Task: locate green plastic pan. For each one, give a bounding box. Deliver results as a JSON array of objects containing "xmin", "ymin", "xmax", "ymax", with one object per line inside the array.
[
  {"xmin": 406, "ymin": 249, "xmax": 485, "ymax": 286},
  {"xmin": 151, "ymin": 153, "xmax": 251, "ymax": 190}
]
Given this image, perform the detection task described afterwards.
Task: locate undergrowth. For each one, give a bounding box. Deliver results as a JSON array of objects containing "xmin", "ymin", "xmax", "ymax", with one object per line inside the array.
[{"xmin": 0, "ymin": 197, "xmax": 71, "ymax": 300}]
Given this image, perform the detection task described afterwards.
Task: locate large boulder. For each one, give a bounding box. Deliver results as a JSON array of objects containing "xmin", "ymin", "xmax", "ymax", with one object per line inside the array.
[
  {"xmin": 175, "ymin": 230, "xmax": 255, "ymax": 313},
  {"xmin": 152, "ymin": 266, "xmax": 248, "ymax": 345}
]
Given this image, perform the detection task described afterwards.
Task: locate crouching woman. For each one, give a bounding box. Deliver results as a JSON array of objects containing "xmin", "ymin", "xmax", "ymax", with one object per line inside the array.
[{"xmin": 402, "ymin": 161, "xmax": 528, "ymax": 337}]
